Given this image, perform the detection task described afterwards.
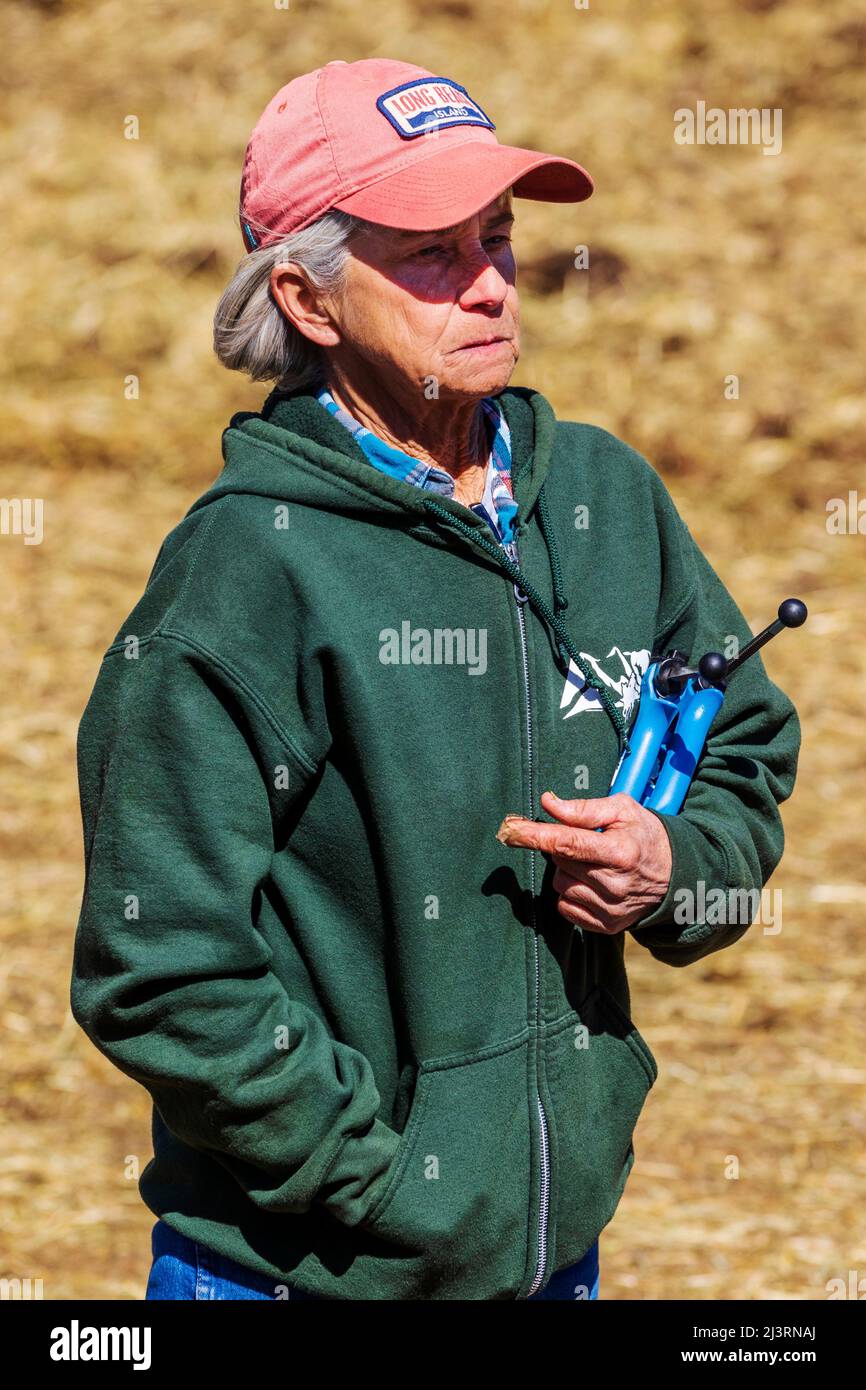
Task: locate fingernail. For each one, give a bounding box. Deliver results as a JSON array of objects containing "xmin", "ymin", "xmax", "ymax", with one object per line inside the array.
[{"xmin": 496, "ymin": 814, "xmax": 524, "ymax": 845}]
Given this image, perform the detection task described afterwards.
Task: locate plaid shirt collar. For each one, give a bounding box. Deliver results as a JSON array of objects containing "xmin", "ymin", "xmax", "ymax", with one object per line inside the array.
[{"xmin": 315, "ymin": 387, "xmax": 519, "ymax": 562}]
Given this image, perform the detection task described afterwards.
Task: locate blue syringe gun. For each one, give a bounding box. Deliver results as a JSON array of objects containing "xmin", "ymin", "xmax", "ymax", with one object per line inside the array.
[{"xmin": 606, "ymin": 598, "xmax": 807, "ymax": 816}]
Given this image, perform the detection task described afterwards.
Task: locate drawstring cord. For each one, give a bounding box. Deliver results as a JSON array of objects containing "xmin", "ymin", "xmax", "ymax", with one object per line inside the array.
[
  {"xmin": 536, "ymin": 485, "xmax": 569, "ymax": 619},
  {"xmin": 420, "ymin": 495, "xmax": 631, "ymax": 758}
]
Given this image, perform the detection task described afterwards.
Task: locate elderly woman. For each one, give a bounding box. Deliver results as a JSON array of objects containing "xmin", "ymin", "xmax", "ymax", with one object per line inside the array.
[{"xmin": 70, "ymin": 58, "xmax": 800, "ymax": 1301}]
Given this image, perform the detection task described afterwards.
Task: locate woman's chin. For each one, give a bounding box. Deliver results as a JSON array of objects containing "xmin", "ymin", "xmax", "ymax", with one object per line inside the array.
[{"xmin": 440, "ymin": 355, "xmax": 518, "ymax": 399}]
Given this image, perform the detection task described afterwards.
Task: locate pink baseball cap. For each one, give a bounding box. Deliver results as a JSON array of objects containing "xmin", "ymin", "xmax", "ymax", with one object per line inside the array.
[{"xmin": 238, "ymin": 58, "xmax": 593, "ymax": 252}]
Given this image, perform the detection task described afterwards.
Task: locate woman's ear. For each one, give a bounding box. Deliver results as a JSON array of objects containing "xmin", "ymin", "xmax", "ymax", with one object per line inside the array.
[{"xmin": 269, "ymin": 262, "xmax": 342, "ymax": 348}]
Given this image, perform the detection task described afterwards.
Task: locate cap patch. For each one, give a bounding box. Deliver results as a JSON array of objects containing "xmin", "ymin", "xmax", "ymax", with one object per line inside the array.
[{"xmin": 376, "ymin": 76, "xmax": 495, "ymax": 139}]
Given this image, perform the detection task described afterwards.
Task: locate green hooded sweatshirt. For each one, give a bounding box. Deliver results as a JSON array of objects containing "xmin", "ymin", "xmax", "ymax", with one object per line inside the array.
[{"xmin": 70, "ymin": 384, "xmax": 800, "ymax": 1300}]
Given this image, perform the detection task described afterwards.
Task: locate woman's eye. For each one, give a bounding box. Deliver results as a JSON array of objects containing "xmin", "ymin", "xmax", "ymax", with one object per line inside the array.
[{"xmin": 413, "ymin": 235, "xmax": 511, "ymax": 261}]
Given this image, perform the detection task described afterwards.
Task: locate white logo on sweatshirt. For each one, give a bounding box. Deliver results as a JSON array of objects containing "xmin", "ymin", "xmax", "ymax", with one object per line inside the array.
[{"xmin": 560, "ymin": 646, "xmax": 651, "ymax": 720}]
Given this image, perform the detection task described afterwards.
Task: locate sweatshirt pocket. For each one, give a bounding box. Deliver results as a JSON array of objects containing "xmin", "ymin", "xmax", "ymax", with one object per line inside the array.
[
  {"xmin": 542, "ymin": 984, "xmax": 658, "ymax": 1275},
  {"xmin": 359, "ymin": 1033, "xmax": 533, "ymax": 1300}
]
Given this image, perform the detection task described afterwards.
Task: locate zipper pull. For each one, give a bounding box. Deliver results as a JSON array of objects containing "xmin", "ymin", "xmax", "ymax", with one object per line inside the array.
[{"xmin": 513, "ymin": 582, "xmax": 529, "ymax": 604}]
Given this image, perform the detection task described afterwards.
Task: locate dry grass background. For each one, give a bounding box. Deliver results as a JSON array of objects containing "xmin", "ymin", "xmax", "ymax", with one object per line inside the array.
[{"xmin": 1, "ymin": 0, "xmax": 864, "ymax": 1300}]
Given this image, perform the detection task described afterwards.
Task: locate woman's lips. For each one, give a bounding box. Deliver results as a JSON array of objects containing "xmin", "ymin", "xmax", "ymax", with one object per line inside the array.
[{"xmin": 455, "ymin": 337, "xmax": 511, "ymax": 352}]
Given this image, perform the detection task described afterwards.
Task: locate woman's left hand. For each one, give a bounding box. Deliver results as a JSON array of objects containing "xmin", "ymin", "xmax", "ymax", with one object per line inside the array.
[{"xmin": 496, "ymin": 790, "xmax": 673, "ymax": 935}]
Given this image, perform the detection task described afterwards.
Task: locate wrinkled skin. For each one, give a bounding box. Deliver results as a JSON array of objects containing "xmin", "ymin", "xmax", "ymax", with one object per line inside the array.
[
  {"xmin": 269, "ymin": 189, "xmax": 519, "ymax": 496},
  {"xmin": 497, "ymin": 791, "xmax": 673, "ymax": 935}
]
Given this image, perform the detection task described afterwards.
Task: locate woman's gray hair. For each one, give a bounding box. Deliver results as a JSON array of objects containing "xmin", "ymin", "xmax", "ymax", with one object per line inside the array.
[{"xmin": 213, "ymin": 209, "xmax": 366, "ymax": 391}]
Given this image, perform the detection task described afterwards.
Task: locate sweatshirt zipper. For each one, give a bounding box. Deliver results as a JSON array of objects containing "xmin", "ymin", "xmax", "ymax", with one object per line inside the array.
[
  {"xmin": 416, "ymin": 499, "xmax": 598, "ymax": 1295},
  {"xmin": 514, "ymin": 580, "xmax": 550, "ymax": 1296}
]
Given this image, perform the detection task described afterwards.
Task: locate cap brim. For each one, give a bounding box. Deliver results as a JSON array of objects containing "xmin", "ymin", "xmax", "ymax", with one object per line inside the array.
[{"xmin": 330, "ymin": 140, "xmax": 593, "ymax": 231}]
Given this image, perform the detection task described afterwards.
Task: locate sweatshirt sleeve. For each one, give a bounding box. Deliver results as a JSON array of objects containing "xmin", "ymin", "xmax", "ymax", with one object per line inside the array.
[
  {"xmin": 626, "ymin": 473, "xmax": 802, "ymax": 967},
  {"xmin": 70, "ymin": 629, "xmax": 401, "ymax": 1224}
]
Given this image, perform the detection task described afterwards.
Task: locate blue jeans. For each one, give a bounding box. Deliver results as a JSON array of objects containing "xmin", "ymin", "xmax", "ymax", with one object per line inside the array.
[{"xmin": 145, "ymin": 1218, "xmax": 599, "ymax": 1300}]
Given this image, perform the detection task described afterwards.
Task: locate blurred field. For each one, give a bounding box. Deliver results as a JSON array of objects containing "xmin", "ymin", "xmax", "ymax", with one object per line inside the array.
[{"xmin": 1, "ymin": 0, "xmax": 864, "ymax": 1300}]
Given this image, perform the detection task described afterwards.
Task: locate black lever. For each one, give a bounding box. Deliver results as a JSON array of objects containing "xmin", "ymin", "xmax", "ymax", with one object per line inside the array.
[
  {"xmin": 654, "ymin": 598, "xmax": 807, "ymax": 695},
  {"xmin": 720, "ymin": 598, "xmax": 807, "ymax": 679}
]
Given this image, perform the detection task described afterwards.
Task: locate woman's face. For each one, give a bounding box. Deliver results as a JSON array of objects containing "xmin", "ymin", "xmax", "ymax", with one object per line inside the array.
[{"xmin": 324, "ymin": 190, "xmax": 520, "ymax": 406}]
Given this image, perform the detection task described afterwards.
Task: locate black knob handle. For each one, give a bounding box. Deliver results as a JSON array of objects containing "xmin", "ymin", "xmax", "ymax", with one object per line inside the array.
[
  {"xmin": 779, "ymin": 598, "xmax": 807, "ymax": 628},
  {"xmin": 723, "ymin": 595, "xmax": 808, "ymax": 678},
  {"xmin": 698, "ymin": 651, "xmax": 728, "ymax": 686}
]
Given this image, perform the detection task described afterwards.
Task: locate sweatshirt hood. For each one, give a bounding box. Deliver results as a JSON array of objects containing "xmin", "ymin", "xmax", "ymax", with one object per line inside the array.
[
  {"xmin": 185, "ymin": 383, "xmax": 631, "ymax": 755},
  {"xmin": 189, "ymin": 383, "xmax": 555, "ymax": 525}
]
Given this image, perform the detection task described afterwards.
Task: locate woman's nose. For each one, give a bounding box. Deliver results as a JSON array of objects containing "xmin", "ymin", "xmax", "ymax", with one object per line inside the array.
[{"xmin": 458, "ymin": 253, "xmax": 510, "ymax": 307}]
